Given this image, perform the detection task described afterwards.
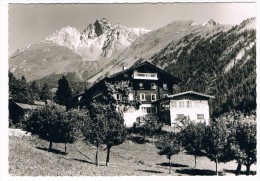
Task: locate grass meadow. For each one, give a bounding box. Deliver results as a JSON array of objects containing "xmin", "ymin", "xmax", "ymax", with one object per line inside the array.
[{"xmin": 9, "ymin": 134, "xmax": 256, "ymax": 176}]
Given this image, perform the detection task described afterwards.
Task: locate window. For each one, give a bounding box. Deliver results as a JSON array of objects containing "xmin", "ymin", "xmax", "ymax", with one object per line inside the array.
[
  {"xmin": 171, "ymin": 100, "xmax": 177, "ymax": 108},
  {"xmin": 140, "ymin": 93, "xmax": 146, "ymax": 101},
  {"xmin": 194, "ymin": 100, "xmax": 208, "ymax": 108},
  {"xmin": 139, "ymin": 82, "xmax": 144, "ymax": 89},
  {"xmin": 197, "ymin": 114, "xmax": 204, "ymax": 120},
  {"xmin": 163, "ymin": 83, "xmax": 168, "ymax": 90},
  {"xmin": 160, "ymin": 101, "xmax": 170, "ymax": 110},
  {"xmin": 177, "ymin": 114, "xmax": 184, "ymax": 118},
  {"xmin": 141, "ymin": 106, "xmax": 157, "ymax": 114},
  {"xmin": 149, "ymin": 107, "xmax": 157, "ymax": 114},
  {"xmin": 115, "ymin": 94, "xmax": 122, "ymax": 100},
  {"xmin": 128, "ymin": 93, "xmax": 134, "ymax": 101},
  {"xmin": 151, "ymin": 83, "xmax": 156, "ymax": 90},
  {"xmin": 194, "ymin": 100, "xmax": 200, "ymax": 108},
  {"xmin": 179, "ymin": 100, "xmax": 185, "ymax": 108},
  {"xmin": 124, "ymin": 73, "xmax": 128, "ymax": 78},
  {"xmin": 186, "ymin": 100, "xmax": 192, "ymax": 108},
  {"xmin": 151, "ymin": 94, "xmax": 156, "ymax": 101}
]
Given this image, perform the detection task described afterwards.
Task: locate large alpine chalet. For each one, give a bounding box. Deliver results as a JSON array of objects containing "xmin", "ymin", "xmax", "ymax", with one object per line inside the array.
[{"xmin": 73, "ymin": 61, "xmax": 214, "ymax": 127}]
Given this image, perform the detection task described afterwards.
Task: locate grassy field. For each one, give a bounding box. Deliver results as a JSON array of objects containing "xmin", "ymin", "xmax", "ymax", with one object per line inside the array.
[{"xmin": 9, "ymin": 134, "xmax": 257, "ymax": 176}]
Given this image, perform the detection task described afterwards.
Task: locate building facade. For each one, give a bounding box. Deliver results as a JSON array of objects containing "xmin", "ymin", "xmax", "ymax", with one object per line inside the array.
[
  {"xmin": 156, "ymin": 91, "xmax": 214, "ymax": 126},
  {"xmin": 74, "ymin": 61, "xmax": 214, "ymax": 127}
]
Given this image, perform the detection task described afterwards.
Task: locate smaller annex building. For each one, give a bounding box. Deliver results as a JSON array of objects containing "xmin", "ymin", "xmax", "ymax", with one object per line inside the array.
[
  {"xmin": 9, "ymin": 101, "xmax": 46, "ymax": 125},
  {"xmin": 155, "ymin": 91, "xmax": 214, "ymax": 126},
  {"xmin": 73, "ymin": 61, "xmax": 214, "ymax": 127}
]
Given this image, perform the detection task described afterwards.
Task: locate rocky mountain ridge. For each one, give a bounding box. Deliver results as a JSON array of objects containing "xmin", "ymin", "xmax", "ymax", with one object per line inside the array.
[
  {"xmin": 9, "ymin": 18, "xmax": 150, "ymax": 81},
  {"xmin": 40, "ymin": 18, "xmax": 150, "ymax": 60},
  {"xmin": 9, "ymin": 18, "xmax": 255, "ymax": 85}
]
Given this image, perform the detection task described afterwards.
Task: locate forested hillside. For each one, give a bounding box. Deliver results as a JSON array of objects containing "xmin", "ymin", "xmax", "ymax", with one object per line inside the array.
[
  {"xmin": 9, "ymin": 18, "xmax": 256, "ymax": 117},
  {"xmin": 151, "ymin": 19, "xmax": 256, "ymax": 116}
]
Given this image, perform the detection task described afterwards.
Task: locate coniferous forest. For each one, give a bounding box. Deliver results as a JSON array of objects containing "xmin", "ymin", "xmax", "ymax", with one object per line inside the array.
[
  {"xmin": 9, "ymin": 22, "xmax": 256, "ymax": 118},
  {"xmin": 152, "ymin": 26, "xmax": 256, "ymax": 117}
]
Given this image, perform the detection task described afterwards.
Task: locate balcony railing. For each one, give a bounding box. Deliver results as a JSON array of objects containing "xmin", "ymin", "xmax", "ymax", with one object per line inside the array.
[{"xmin": 133, "ymin": 72, "xmax": 158, "ymax": 80}]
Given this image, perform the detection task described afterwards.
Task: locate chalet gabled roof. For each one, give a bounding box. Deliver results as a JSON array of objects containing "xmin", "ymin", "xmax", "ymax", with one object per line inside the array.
[
  {"xmin": 108, "ymin": 61, "xmax": 181, "ymax": 82},
  {"xmin": 168, "ymin": 91, "xmax": 215, "ymax": 99},
  {"xmin": 85, "ymin": 61, "xmax": 181, "ymax": 95},
  {"xmin": 154, "ymin": 91, "xmax": 214, "ymax": 104}
]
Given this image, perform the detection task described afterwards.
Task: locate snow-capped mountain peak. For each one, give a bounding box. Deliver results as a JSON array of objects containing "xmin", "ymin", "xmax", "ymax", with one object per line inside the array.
[
  {"xmin": 42, "ymin": 26, "xmax": 81, "ymax": 51},
  {"xmin": 40, "ymin": 18, "xmax": 150, "ymax": 60}
]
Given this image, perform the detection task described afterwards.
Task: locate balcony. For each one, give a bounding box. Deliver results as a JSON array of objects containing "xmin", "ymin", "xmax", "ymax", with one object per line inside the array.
[{"xmin": 133, "ymin": 72, "xmax": 158, "ymax": 80}]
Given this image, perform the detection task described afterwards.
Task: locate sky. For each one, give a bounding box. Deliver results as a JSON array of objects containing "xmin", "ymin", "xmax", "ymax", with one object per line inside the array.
[{"xmin": 8, "ymin": 2, "xmax": 256, "ymax": 55}]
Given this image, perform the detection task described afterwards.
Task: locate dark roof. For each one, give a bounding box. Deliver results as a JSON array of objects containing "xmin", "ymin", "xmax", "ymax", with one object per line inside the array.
[
  {"xmin": 108, "ymin": 61, "xmax": 181, "ymax": 82},
  {"xmin": 80, "ymin": 61, "xmax": 181, "ymax": 97},
  {"xmin": 83, "ymin": 77, "xmax": 109, "ymax": 95}
]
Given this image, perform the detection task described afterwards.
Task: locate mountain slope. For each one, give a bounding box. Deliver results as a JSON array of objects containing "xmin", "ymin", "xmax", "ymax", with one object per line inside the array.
[
  {"xmin": 9, "ymin": 18, "xmax": 150, "ymax": 81},
  {"xmin": 87, "ymin": 19, "xmax": 231, "ymax": 82},
  {"xmin": 9, "ymin": 43, "xmax": 84, "ymax": 81},
  {"xmin": 9, "ymin": 17, "xmax": 256, "ymax": 116},
  {"xmin": 87, "ymin": 18, "xmax": 256, "ymax": 116}
]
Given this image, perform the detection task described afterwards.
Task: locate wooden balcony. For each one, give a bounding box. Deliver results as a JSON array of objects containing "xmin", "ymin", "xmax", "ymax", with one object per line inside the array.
[{"xmin": 132, "ymin": 72, "xmax": 158, "ymax": 80}]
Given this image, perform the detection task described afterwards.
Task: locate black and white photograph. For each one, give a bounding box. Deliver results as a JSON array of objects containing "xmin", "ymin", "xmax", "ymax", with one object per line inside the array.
[{"xmin": 0, "ymin": 0, "xmax": 258, "ymax": 179}]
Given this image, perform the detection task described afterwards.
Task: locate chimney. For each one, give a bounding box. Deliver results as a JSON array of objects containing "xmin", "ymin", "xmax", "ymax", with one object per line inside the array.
[{"xmin": 123, "ymin": 66, "xmax": 128, "ymax": 71}]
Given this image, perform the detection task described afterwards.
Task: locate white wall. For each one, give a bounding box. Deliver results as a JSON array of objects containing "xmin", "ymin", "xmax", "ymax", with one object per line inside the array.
[
  {"xmin": 123, "ymin": 104, "xmax": 155, "ymax": 127},
  {"xmin": 169, "ymin": 99, "xmax": 210, "ymax": 125}
]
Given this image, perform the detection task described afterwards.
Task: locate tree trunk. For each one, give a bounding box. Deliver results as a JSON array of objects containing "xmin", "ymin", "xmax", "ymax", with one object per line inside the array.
[
  {"xmin": 48, "ymin": 140, "xmax": 52, "ymax": 152},
  {"xmin": 235, "ymin": 161, "xmax": 242, "ymax": 176},
  {"xmin": 215, "ymin": 156, "xmax": 218, "ymax": 176},
  {"xmin": 194, "ymin": 155, "xmax": 197, "ymax": 169},
  {"xmin": 106, "ymin": 146, "xmax": 111, "ymax": 166},
  {"xmin": 246, "ymin": 164, "xmax": 251, "ymax": 176},
  {"xmin": 64, "ymin": 140, "xmax": 67, "ymax": 154},
  {"xmin": 169, "ymin": 157, "xmax": 172, "ymax": 174},
  {"xmin": 95, "ymin": 144, "xmax": 99, "ymax": 167}
]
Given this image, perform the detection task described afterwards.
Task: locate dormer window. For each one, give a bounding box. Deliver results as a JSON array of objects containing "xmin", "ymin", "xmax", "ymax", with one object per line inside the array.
[{"xmin": 163, "ymin": 83, "xmax": 168, "ymax": 90}]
